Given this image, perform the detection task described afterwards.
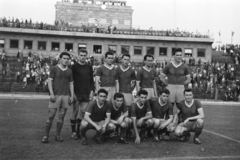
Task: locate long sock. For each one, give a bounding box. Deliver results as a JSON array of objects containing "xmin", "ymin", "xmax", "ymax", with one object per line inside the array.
[
  {"xmin": 70, "ymin": 119, "xmax": 76, "ymax": 133},
  {"xmin": 45, "ymin": 122, "xmax": 52, "ymax": 137},
  {"xmin": 163, "ymin": 128, "xmax": 169, "ymax": 136},
  {"xmin": 56, "ymin": 122, "xmax": 63, "ymax": 136},
  {"xmin": 153, "ymin": 128, "xmax": 158, "ymax": 137},
  {"xmin": 102, "ymin": 129, "xmax": 113, "ymax": 137},
  {"xmin": 158, "ymin": 128, "xmax": 166, "ymax": 135},
  {"xmin": 76, "ymin": 118, "xmax": 82, "ymax": 137},
  {"xmin": 120, "ymin": 127, "xmax": 127, "ymax": 139},
  {"xmin": 194, "ymin": 127, "xmax": 202, "ymax": 138},
  {"xmin": 80, "ymin": 125, "xmax": 88, "ymax": 138}
]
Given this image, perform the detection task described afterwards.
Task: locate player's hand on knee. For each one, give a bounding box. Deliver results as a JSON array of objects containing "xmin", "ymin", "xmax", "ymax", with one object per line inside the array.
[
  {"xmin": 184, "ymin": 118, "xmax": 189, "ymax": 124},
  {"xmin": 50, "ymin": 95, "xmax": 56, "ymax": 102},
  {"xmin": 135, "ymin": 136, "xmax": 141, "ymax": 144},
  {"xmin": 101, "ymin": 126, "xmax": 106, "ymax": 133},
  {"xmin": 95, "ymin": 125, "xmax": 102, "ymax": 132}
]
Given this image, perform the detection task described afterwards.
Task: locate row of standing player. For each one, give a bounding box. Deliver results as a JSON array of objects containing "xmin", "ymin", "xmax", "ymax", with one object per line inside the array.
[{"xmin": 41, "ymin": 48, "xmax": 204, "ymax": 145}]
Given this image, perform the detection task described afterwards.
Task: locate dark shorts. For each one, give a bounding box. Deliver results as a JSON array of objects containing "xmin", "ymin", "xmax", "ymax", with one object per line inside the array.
[{"xmin": 76, "ymin": 93, "xmax": 89, "ymax": 102}]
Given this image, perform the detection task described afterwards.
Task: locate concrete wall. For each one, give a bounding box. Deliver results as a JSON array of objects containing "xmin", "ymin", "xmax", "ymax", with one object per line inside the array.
[{"xmin": 0, "ymin": 31, "xmax": 213, "ymax": 63}]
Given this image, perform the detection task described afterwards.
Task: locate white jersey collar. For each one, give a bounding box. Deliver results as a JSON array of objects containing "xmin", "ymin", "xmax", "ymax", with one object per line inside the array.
[
  {"xmin": 185, "ymin": 100, "xmax": 194, "ymax": 108},
  {"xmin": 171, "ymin": 62, "xmax": 182, "ymax": 68},
  {"xmin": 158, "ymin": 98, "xmax": 167, "ymax": 106},
  {"xmin": 104, "ymin": 64, "xmax": 114, "ymax": 70},
  {"xmin": 96, "ymin": 99, "xmax": 104, "ymax": 108},
  {"xmin": 57, "ymin": 65, "xmax": 68, "ymax": 71},
  {"xmin": 143, "ymin": 66, "xmax": 151, "ymax": 72},
  {"xmin": 137, "ymin": 101, "xmax": 144, "ymax": 109},
  {"xmin": 120, "ymin": 66, "xmax": 130, "ymax": 72}
]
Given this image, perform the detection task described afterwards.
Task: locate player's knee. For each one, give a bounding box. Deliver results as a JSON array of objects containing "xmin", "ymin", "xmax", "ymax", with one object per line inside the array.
[
  {"xmin": 124, "ymin": 117, "xmax": 132, "ymax": 128},
  {"xmin": 107, "ymin": 123, "xmax": 116, "ymax": 131},
  {"xmin": 146, "ymin": 119, "xmax": 154, "ymax": 128},
  {"xmin": 196, "ymin": 119, "xmax": 204, "ymax": 128},
  {"xmin": 120, "ymin": 122, "xmax": 127, "ymax": 128},
  {"xmin": 174, "ymin": 126, "xmax": 182, "ymax": 137},
  {"xmin": 153, "ymin": 119, "xmax": 160, "ymax": 128},
  {"xmin": 81, "ymin": 120, "xmax": 88, "ymax": 128}
]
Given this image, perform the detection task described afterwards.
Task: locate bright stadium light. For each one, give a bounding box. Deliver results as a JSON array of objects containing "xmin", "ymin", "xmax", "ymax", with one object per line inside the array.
[{"xmin": 101, "ymin": 4, "xmax": 106, "ymax": 10}]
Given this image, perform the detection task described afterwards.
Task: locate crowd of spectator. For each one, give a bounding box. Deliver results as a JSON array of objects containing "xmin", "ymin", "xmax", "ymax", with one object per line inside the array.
[{"xmin": 0, "ymin": 17, "xmax": 209, "ymax": 38}]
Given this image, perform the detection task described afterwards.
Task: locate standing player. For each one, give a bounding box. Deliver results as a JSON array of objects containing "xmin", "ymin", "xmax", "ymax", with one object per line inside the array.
[
  {"xmin": 116, "ymin": 54, "xmax": 136, "ymax": 108},
  {"xmin": 149, "ymin": 88, "xmax": 174, "ymax": 141},
  {"xmin": 70, "ymin": 49, "xmax": 94, "ymax": 140},
  {"xmin": 160, "ymin": 48, "xmax": 191, "ymax": 108},
  {"xmin": 42, "ymin": 52, "xmax": 74, "ymax": 143},
  {"xmin": 107, "ymin": 92, "xmax": 131, "ymax": 144},
  {"xmin": 95, "ymin": 51, "xmax": 118, "ymax": 101},
  {"xmin": 136, "ymin": 54, "xmax": 157, "ymax": 100},
  {"xmin": 130, "ymin": 90, "xmax": 153, "ymax": 144},
  {"xmin": 80, "ymin": 89, "xmax": 111, "ymax": 145},
  {"xmin": 174, "ymin": 89, "xmax": 204, "ymax": 144}
]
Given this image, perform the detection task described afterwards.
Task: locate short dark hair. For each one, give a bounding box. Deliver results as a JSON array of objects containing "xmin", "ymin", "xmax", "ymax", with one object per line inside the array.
[
  {"xmin": 158, "ymin": 88, "xmax": 170, "ymax": 95},
  {"xmin": 97, "ymin": 89, "xmax": 108, "ymax": 96},
  {"xmin": 122, "ymin": 54, "xmax": 131, "ymax": 59},
  {"xmin": 60, "ymin": 52, "xmax": 70, "ymax": 59},
  {"xmin": 138, "ymin": 90, "xmax": 148, "ymax": 96},
  {"xmin": 144, "ymin": 54, "xmax": 154, "ymax": 61},
  {"xmin": 78, "ymin": 49, "xmax": 88, "ymax": 55},
  {"xmin": 184, "ymin": 88, "xmax": 193, "ymax": 94},
  {"xmin": 105, "ymin": 51, "xmax": 114, "ymax": 58},
  {"xmin": 114, "ymin": 92, "xmax": 124, "ymax": 100},
  {"xmin": 174, "ymin": 48, "xmax": 182, "ymax": 55}
]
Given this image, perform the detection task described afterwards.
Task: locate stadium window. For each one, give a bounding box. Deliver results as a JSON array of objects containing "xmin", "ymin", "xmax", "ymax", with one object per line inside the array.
[
  {"xmin": 65, "ymin": 43, "xmax": 73, "ymax": 52},
  {"xmin": 185, "ymin": 48, "xmax": 193, "ymax": 57},
  {"xmin": 109, "ymin": 45, "xmax": 117, "ymax": 54},
  {"xmin": 197, "ymin": 49, "xmax": 206, "ymax": 57},
  {"xmin": 0, "ymin": 39, "xmax": 5, "ymax": 48},
  {"xmin": 121, "ymin": 46, "xmax": 129, "ymax": 54},
  {"xmin": 147, "ymin": 47, "xmax": 155, "ymax": 56},
  {"xmin": 38, "ymin": 41, "xmax": 46, "ymax": 50},
  {"xmin": 78, "ymin": 44, "xmax": 86, "ymax": 51},
  {"xmin": 93, "ymin": 45, "xmax": 102, "ymax": 54},
  {"xmin": 52, "ymin": 42, "xmax": 60, "ymax": 51},
  {"xmin": 112, "ymin": 19, "xmax": 119, "ymax": 25},
  {"xmin": 24, "ymin": 40, "xmax": 33, "ymax": 49},
  {"xmin": 134, "ymin": 46, "xmax": 142, "ymax": 55},
  {"xmin": 159, "ymin": 47, "xmax": 167, "ymax": 56},
  {"xmin": 10, "ymin": 40, "xmax": 19, "ymax": 48}
]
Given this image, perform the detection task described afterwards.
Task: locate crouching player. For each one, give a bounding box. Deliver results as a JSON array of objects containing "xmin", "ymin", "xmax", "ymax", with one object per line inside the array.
[
  {"xmin": 107, "ymin": 93, "xmax": 131, "ymax": 144},
  {"xmin": 130, "ymin": 90, "xmax": 153, "ymax": 144},
  {"xmin": 173, "ymin": 89, "xmax": 204, "ymax": 144},
  {"xmin": 80, "ymin": 89, "xmax": 111, "ymax": 145},
  {"xmin": 149, "ymin": 88, "xmax": 174, "ymax": 142}
]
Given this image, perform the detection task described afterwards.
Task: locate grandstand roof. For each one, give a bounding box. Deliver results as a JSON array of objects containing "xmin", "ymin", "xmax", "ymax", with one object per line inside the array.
[{"xmin": 0, "ymin": 27, "xmax": 214, "ymax": 43}]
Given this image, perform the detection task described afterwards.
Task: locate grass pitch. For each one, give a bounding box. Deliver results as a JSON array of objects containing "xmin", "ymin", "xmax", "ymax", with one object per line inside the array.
[{"xmin": 0, "ymin": 99, "xmax": 240, "ymax": 160}]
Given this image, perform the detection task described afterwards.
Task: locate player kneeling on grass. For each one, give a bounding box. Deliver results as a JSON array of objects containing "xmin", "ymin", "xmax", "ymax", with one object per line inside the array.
[
  {"xmin": 149, "ymin": 88, "xmax": 174, "ymax": 142},
  {"xmin": 106, "ymin": 92, "xmax": 131, "ymax": 144},
  {"xmin": 173, "ymin": 88, "xmax": 204, "ymax": 144},
  {"xmin": 130, "ymin": 90, "xmax": 153, "ymax": 144},
  {"xmin": 80, "ymin": 89, "xmax": 112, "ymax": 145},
  {"xmin": 42, "ymin": 52, "xmax": 74, "ymax": 143}
]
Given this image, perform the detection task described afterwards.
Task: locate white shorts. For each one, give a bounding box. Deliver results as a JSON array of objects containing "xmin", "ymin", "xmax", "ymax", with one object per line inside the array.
[
  {"xmin": 122, "ymin": 93, "xmax": 133, "ymax": 106},
  {"xmin": 142, "ymin": 88, "xmax": 155, "ymax": 100},
  {"xmin": 100, "ymin": 86, "xmax": 116, "ymax": 101},
  {"xmin": 167, "ymin": 84, "xmax": 185, "ymax": 103}
]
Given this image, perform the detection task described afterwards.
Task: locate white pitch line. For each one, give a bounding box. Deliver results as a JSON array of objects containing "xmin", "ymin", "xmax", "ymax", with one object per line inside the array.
[
  {"xmin": 120, "ymin": 156, "xmax": 240, "ymax": 160},
  {"xmin": 204, "ymin": 129, "xmax": 240, "ymax": 144}
]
